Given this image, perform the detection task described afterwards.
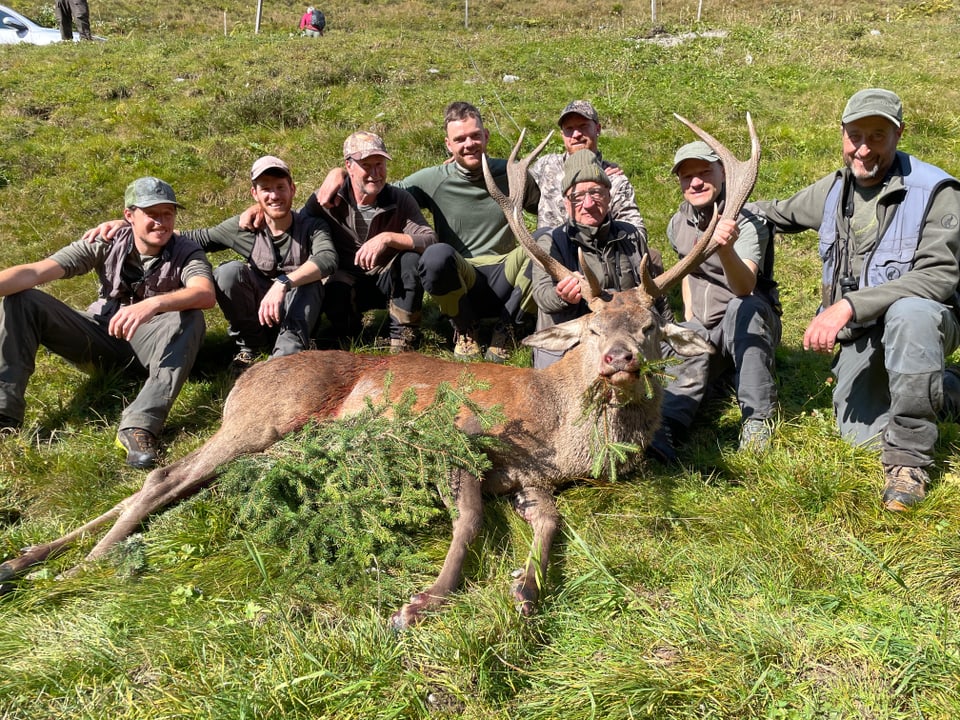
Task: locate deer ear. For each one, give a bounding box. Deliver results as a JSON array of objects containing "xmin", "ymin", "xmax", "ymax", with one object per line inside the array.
[
  {"xmin": 522, "ymin": 316, "xmax": 589, "ymax": 353},
  {"xmin": 662, "ymin": 323, "xmax": 715, "ymax": 357}
]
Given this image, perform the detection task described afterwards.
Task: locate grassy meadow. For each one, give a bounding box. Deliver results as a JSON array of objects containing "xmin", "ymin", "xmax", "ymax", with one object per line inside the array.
[{"xmin": 2, "ymin": 0, "xmax": 960, "ymax": 717}]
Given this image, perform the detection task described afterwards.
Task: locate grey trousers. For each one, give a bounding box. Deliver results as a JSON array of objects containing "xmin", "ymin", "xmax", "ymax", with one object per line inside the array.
[
  {"xmin": 661, "ymin": 294, "xmax": 781, "ymax": 429},
  {"xmin": 214, "ymin": 261, "xmax": 322, "ymax": 358},
  {"xmin": 0, "ymin": 289, "xmax": 205, "ymax": 435},
  {"xmin": 832, "ymin": 296, "xmax": 960, "ymax": 468},
  {"xmin": 55, "ymin": 0, "xmax": 91, "ymax": 40}
]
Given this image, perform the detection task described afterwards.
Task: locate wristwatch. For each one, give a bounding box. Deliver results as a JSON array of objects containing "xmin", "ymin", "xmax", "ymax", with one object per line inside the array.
[{"xmin": 274, "ymin": 274, "xmax": 292, "ymax": 290}]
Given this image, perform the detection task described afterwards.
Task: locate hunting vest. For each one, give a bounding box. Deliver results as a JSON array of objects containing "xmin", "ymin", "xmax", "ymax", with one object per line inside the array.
[{"xmin": 818, "ymin": 153, "xmax": 954, "ymax": 305}]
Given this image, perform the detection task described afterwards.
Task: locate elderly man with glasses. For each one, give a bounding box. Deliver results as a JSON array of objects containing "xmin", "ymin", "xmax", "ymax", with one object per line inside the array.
[{"xmin": 529, "ymin": 150, "xmax": 669, "ymax": 369}]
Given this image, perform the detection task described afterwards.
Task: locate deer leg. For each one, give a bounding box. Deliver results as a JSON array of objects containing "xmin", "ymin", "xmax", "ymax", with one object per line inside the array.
[
  {"xmin": 510, "ymin": 486, "xmax": 560, "ymax": 617},
  {"xmin": 0, "ymin": 503, "xmax": 124, "ymax": 584},
  {"xmin": 82, "ymin": 423, "xmax": 282, "ymax": 563},
  {"xmin": 391, "ymin": 467, "xmax": 483, "ymax": 629}
]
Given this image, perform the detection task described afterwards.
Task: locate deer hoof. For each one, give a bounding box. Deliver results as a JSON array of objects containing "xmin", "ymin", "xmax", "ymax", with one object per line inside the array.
[
  {"xmin": 390, "ymin": 592, "xmax": 435, "ymax": 630},
  {"xmin": 510, "ymin": 579, "xmax": 539, "ymax": 617}
]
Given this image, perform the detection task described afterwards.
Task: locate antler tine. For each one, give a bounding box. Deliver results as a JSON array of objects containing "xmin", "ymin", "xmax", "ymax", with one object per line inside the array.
[
  {"xmin": 641, "ymin": 113, "xmax": 760, "ymax": 299},
  {"xmin": 482, "ymin": 130, "xmax": 593, "ymax": 295}
]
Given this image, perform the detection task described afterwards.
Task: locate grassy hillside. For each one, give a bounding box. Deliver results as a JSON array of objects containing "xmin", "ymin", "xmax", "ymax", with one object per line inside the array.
[{"xmin": 2, "ymin": 1, "xmax": 960, "ymax": 718}]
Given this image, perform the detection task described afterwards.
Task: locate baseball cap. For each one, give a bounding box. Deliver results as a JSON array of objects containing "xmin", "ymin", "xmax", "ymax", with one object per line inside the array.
[
  {"xmin": 343, "ymin": 131, "xmax": 393, "ymax": 161},
  {"xmin": 124, "ymin": 177, "xmax": 183, "ymax": 209},
  {"xmin": 561, "ymin": 150, "xmax": 611, "ymax": 195},
  {"xmin": 558, "ymin": 100, "xmax": 599, "ymax": 126},
  {"xmin": 671, "ymin": 141, "xmax": 720, "ymax": 174},
  {"xmin": 841, "ymin": 88, "xmax": 903, "ymax": 127},
  {"xmin": 251, "ymin": 155, "xmax": 292, "ymax": 181}
]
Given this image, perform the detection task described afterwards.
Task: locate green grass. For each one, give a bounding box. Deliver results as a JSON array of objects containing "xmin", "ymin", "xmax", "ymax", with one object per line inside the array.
[{"xmin": 3, "ymin": 1, "xmax": 960, "ymax": 717}]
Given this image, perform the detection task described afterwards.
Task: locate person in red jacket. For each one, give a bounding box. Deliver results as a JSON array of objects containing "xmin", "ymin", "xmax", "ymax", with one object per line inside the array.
[{"xmin": 299, "ymin": 6, "xmax": 325, "ymax": 37}]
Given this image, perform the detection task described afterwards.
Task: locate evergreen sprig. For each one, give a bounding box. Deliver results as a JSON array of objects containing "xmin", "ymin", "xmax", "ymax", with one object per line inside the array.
[{"xmin": 217, "ymin": 375, "xmax": 503, "ymax": 595}]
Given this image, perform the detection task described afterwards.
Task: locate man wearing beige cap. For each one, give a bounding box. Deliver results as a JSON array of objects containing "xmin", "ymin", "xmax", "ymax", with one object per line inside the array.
[
  {"xmin": 87, "ymin": 156, "xmax": 337, "ymax": 374},
  {"xmin": 756, "ymin": 88, "xmax": 960, "ymax": 512},
  {"xmin": 0, "ymin": 178, "xmax": 216, "ymax": 469},
  {"xmin": 297, "ymin": 131, "xmax": 437, "ymax": 351},
  {"xmin": 530, "ymin": 99, "xmax": 646, "ymax": 234},
  {"xmin": 529, "ymin": 151, "xmax": 669, "ymax": 369},
  {"xmin": 648, "ymin": 140, "xmax": 780, "ymax": 464}
]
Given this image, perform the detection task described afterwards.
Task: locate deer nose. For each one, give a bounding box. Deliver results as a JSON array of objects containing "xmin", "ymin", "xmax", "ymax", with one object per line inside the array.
[{"xmin": 603, "ymin": 345, "xmax": 636, "ymax": 370}]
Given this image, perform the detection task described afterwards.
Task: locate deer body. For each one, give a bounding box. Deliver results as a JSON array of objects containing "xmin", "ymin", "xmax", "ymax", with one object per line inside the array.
[{"xmin": 0, "ymin": 117, "xmax": 759, "ymax": 628}]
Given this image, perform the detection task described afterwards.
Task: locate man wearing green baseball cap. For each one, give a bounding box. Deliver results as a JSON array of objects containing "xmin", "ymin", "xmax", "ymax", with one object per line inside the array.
[
  {"xmin": 648, "ymin": 139, "xmax": 781, "ymax": 464},
  {"xmin": 755, "ymin": 88, "xmax": 960, "ymax": 512},
  {"xmin": 0, "ymin": 177, "xmax": 216, "ymax": 469}
]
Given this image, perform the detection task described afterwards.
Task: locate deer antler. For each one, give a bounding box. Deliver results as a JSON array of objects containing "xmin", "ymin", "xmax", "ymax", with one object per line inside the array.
[
  {"xmin": 482, "ymin": 130, "xmax": 604, "ymax": 307},
  {"xmin": 641, "ymin": 113, "xmax": 760, "ymax": 299}
]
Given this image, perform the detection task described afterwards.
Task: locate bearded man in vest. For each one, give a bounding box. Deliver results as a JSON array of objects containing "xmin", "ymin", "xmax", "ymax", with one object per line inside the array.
[
  {"xmin": 756, "ymin": 88, "xmax": 960, "ymax": 512},
  {"xmin": 0, "ymin": 178, "xmax": 216, "ymax": 469}
]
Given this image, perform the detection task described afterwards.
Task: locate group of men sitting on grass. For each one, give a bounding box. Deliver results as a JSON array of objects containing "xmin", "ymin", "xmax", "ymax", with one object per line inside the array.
[{"xmin": 2, "ymin": 90, "xmax": 958, "ymax": 515}]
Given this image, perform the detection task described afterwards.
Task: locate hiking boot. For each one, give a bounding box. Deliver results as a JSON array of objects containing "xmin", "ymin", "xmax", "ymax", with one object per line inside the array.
[
  {"xmin": 0, "ymin": 415, "xmax": 20, "ymax": 436},
  {"xmin": 484, "ymin": 322, "xmax": 515, "ymax": 364},
  {"xmin": 453, "ymin": 327, "xmax": 482, "ymax": 362},
  {"xmin": 115, "ymin": 428, "xmax": 159, "ymax": 469},
  {"xmin": 647, "ymin": 419, "xmax": 680, "ymax": 465},
  {"xmin": 229, "ymin": 350, "xmax": 257, "ymax": 377},
  {"xmin": 940, "ymin": 364, "xmax": 960, "ymax": 422},
  {"xmin": 882, "ymin": 465, "xmax": 929, "ymax": 512},
  {"xmin": 389, "ymin": 327, "xmax": 420, "ymax": 354},
  {"xmin": 738, "ymin": 418, "xmax": 773, "ymax": 452}
]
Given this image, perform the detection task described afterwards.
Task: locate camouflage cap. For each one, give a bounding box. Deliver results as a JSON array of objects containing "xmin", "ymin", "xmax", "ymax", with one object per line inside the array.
[
  {"xmin": 561, "ymin": 150, "xmax": 611, "ymax": 195},
  {"xmin": 671, "ymin": 141, "xmax": 720, "ymax": 174},
  {"xmin": 124, "ymin": 177, "xmax": 183, "ymax": 209},
  {"xmin": 251, "ymin": 155, "xmax": 292, "ymax": 181},
  {"xmin": 343, "ymin": 131, "xmax": 393, "ymax": 161},
  {"xmin": 841, "ymin": 88, "xmax": 903, "ymax": 127},
  {"xmin": 558, "ymin": 100, "xmax": 599, "ymax": 126}
]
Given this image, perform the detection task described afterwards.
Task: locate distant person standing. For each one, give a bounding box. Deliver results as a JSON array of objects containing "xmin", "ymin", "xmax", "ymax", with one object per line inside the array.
[
  {"xmin": 56, "ymin": 0, "xmax": 92, "ymax": 41},
  {"xmin": 299, "ymin": 6, "xmax": 325, "ymax": 37}
]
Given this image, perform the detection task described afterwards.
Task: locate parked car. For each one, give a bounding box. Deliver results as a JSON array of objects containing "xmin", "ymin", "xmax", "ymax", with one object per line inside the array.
[{"xmin": 0, "ymin": 4, "xmax": 99, "ymax": 44}]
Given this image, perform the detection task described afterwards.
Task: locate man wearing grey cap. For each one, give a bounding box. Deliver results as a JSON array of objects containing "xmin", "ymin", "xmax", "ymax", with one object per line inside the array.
[
  {"xmin": 298, "ymin": 131, "xmax": 437, "ymax": 352},
  {"xmin": 0, "ymin": 178, "xmax": 216, "ymax": 468},
  {"xmin": 529, "ymin": 150, "xmax": 669, "ymax": 369},
  {"xmin": 755, "ymin": 88, "xmax": 960, "ymax": 512},
  {"xmin": 648, "ymin": 140, "xmax": 780, "ymax": 463},
  {"xmin": 530, "ymin": 99, "xmax": 647, "ymax": 234},
  {"xmin": 89, "ymin": 156, "xmax": 337, "ymax": 373}
]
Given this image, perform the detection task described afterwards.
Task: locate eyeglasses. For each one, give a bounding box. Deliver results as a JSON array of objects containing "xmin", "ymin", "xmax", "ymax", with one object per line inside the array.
[{"xmin": 566, "ymin": 187, "xmax": 609, "ymax": 206}]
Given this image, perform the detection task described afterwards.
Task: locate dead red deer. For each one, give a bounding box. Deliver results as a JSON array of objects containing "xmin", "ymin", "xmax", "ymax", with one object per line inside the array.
[{"xmin": 0, "ymin": 114, "xmax": 759, "ymax": 628}]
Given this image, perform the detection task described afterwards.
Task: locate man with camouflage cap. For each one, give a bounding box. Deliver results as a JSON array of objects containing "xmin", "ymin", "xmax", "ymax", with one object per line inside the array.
[
  {"xmin": 0, "ymin": 177, "xmax": 216, "ymax": 469},
  {"xmin": 87, "ymin": 156, "xmax": 337, "ymax": 374},
  {"xmin": 755, "ymin": 88, "xmax": 960, "ymax": 512},
  {"xmin": 530, "ymin": 150, "xmax": 668, "ymax": 368},
  {"xmin": 530, "ymin": 100, "xmax": 647, "ymax": 234},
  {"xmin": 298, "ymin": 131, "xmax": 437, "ymax": 351},
  {"xmin": 648, "ymin": 140, "xmax": 780, "ymax": 464}
]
